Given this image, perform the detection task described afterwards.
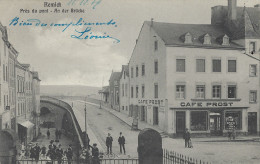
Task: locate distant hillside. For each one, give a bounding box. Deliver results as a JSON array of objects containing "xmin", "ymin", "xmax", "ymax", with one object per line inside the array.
[{"xmin": 40, "ymin": 85, "xmax": 101, "ymax": 99}]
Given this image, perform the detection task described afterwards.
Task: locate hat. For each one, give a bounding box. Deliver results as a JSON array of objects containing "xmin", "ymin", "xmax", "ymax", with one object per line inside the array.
[{"xmin": 93, "ymin": 143, "xmax": 97, "ymax": 146}]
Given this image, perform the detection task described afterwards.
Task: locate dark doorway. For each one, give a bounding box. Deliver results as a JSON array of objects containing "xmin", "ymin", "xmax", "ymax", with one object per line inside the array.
[
  {"xmin": 176, "ymin": 111, "xmax": 185, "ymax": 137},
  {"xmin": 210, "ymin": 112, "xmax": 222, "ymax": 136},
  {"xmin": 248, "ymin": 112, "xmax": 257, "ymax": 135},
  {"xmin": 153, "ymin": 107, "xmax": 159, "ymax": 125}
]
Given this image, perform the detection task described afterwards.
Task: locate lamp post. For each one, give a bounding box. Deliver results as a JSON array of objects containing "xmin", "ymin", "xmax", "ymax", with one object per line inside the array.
[
  {"xmin": 99, "ymin": 90, "xmax": 102, "ymax": 109},
  {"xmin": 84, "ymin": 97, "xmax": 88, "ymax": 149}
]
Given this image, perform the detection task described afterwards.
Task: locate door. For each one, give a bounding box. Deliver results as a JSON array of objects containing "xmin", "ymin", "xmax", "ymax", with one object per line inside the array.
[
  {"xmin": 176, "ymin": 111, "xmax": 186, "ymax": 137},
  {"xmin": 210, "ymin": 112, "xmax": 222, "ymax": 136},
  {"xmin": 153, "ymin": 107, "xmax": 159, "ymax": 125},
  {"xmin": 248, "ymin": 112, "xmax": 257, "ymax": 135}
]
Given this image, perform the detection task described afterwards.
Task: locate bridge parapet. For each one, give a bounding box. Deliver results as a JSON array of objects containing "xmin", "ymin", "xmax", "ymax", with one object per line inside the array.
[{"xmin": 40, "ymin": 96, "xmax": 84, "ymax": 148}]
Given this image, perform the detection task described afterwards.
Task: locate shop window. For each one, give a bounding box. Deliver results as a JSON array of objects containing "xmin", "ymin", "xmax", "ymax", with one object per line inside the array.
[
  {"xmin": 249, "ymin": 65, "xmax": 257, "ymax": 77},
  {"xmin": 212, "ymin": 85, "xmax": 221, "ymax": 98},
  {"xmin": 225, "ymin": 111, "xmax": 242, "ymax": 130},
  {"xmin": 196, "ymin": 85, "xmax": 205, "ymax": 99},
  {"xmin": 249, "ymin": 42, "xmax": 256, "ymax": 54},
  {"xmin": 154, "ymin": 83, "xmax": 158, "ymax": 98},
  {"xmin": 176, "ymin": 59, "xmax": 185, "ymax": 72},
  {"xmin": 176, "ymin": 85, "xmax": 185, "ymax": 99},
  {"xmin": 190, "ymin": 111, "xmax": 208, "ymax": 131},
  {"xmin": 212, "ymin": 59, "xmax": 221, "ymax": 72},
  {"xmin": 228, "ymin": 60, "xmax": 236, "ymax": 72},
  {"xmin": 249, "ymin": 90, "xmax": 257, "ymax": 103},
  {"xmin": 228, "ymin": 85, "xmax": 236, "ymax": 98},
  {"xmin": 196, "ymin": 59, "xmax": 205, "ymax": 72}
]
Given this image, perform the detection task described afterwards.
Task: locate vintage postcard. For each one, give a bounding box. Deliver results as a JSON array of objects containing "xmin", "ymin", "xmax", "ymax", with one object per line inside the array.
[{"xmin": 0, "ymin": 0, "xmax": 260, "ymax": 164}]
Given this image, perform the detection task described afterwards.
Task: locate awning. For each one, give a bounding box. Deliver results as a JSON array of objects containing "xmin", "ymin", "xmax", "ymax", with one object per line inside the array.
[{"xmin": 18, "ymin": 120, "xmax": 34, "ymax": 129}]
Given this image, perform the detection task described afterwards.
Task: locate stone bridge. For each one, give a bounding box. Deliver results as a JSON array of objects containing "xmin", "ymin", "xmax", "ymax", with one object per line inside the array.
[{"xmin": 40, "ymin": 96, "xmax": 84, "ymax": 148}]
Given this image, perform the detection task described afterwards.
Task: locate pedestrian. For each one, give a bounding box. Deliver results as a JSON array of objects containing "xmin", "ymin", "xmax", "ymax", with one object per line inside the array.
[
  {"xmin": 55, "ymin": 128, "xmax": 59, "ymax": 140},
  {"xmin": 90, "ymin": 143, "xmax": 100, "ymax": 164},
  {"xmin": 118, "ymin": 132, "xmax": 126, "ymax": 154},
  {"xmin": 41, "ymin": 145, "xmax": 47, "ymax": 159},
  {"xmin": 56, "ymin": 144, "xmax": 63, "ymax": 164},
  {"xmin": 106, "ymin": 133, "xmax": 113, "ymax": 155},
  {"xmin": 29, "ymin": 145, "xmax": 35, "ymax": 159},
  {"xmin": 183, "ymin": 128, "xmax": 191, "ymax": 148},
  {"xmin": 34, "ymin": 143, "xmax": 41, "ymax": 162},
  {"xmin": 47, "ymin": 129, "xmax": 50, "ymax": 139},
  {"xmin": 66, "ymin": 144, "xmax": 73, "ymax": 164},
  {"xmin": 58, "ymin": 129, "xmax": 62, "ymax": 139}
]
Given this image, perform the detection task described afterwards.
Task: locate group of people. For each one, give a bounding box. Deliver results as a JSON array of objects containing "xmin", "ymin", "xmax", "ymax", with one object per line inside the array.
[
  {"xmin": 46, "ymin": 128, "xmax": 62, "ymax": 140},
  {"xmin": 20, "ymin": 141, "xmax": 73, "ymax": 164},
  {"xmin": 106, "ymin": 132, "xmax": 126, "ymax": 155}
]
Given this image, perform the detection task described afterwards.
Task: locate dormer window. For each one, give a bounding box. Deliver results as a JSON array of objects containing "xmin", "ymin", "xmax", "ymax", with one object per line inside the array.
[
  {"xmin": 249, "ymin": 42, "xmax": 256, "ymax": 54},
  {"xmin": 184, "ymin": 32, "xmax": 192, "ymax": 44},
  {"xmin": 203, "ymin": 34, "xmax": 211, "ymax": 45},
  {"xmin": 222, "ymin": 35, "xmax": 230, "ymax": 46}
]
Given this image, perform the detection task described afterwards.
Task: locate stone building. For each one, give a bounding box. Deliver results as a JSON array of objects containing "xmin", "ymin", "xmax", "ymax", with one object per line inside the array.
[
  {"xmin": 119, "ymin": 65, "xmax": 130, "ymax": 115},
  {"xmin": 109, "ymin": 71, "xmax": 121, "ymax": 111},
  {"xmin": 127, "ymin": 0, "xmax": 260, "ymax": 137}
]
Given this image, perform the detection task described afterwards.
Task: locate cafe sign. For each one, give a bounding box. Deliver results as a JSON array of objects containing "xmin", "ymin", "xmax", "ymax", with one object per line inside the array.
[
  {"xmin": 138, "ymin": 99, "xmax": 164, "ymax": 106},
  {"xmin": 180, "ymin": 101, "xmax": 234, "ymax": 107}
]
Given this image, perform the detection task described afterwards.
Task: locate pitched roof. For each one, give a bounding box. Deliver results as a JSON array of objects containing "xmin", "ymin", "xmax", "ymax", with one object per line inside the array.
[
  {"xmin": 120, "ymin": 65, "xmax": 129, "ymax": 79},
  {"xmin": 109, "ymin": 72, "xmax": 121, "ymax": 82},
  {"xmin": 146, "ymin": 21, "xmax": 243, "ymax": 48}
]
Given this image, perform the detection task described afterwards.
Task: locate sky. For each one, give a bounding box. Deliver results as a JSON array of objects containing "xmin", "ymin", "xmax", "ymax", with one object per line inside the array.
[{"xmin": 0, "ymin": 0, "xmax": 259, "ymax": 87}]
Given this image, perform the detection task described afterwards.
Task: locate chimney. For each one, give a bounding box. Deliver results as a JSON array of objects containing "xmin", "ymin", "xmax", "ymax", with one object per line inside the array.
[
  {"xmin": 151, "ymin": 18, "xmax": 154, "ymax": 27},
  {"xmin": 228, "ymin": 0, "xmax": 237, "ymax": 20}
]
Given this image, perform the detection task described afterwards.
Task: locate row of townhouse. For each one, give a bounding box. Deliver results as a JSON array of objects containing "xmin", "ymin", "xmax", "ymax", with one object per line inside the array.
[
  {"xmin": 0, "ymin": 22, "xmax": 41, "ymax": 145},
  {"xmin": 107, "ymin": 0, "xmax": 260, "ymax": 137}
]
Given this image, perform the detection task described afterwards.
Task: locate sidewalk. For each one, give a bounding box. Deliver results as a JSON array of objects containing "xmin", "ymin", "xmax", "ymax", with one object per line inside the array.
[
  {"xmin": 81, "ymin": 101, "xmax": 165, "ymax": 134},
  {"xmin": 69, "ymin": 100, "xmax": 104, "ymax": 152},
  {"xmin": 83, "ymin": 100, "xmax": 260, "ymax": 142}
]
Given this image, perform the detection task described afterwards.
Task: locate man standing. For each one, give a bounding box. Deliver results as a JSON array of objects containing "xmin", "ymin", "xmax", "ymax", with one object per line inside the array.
[
  {"xmin": 106, "ymin": 133, "xmax": 113, "ymax": 155},
  {"xmin": 34, "ymin": 143, "xmax": 41, "ymax": 162},
  {"xmin": 56, "ymin": 144, "xmax": 63, "ymax": 164},
  {"xmin": 183, "ymin": 128, "xmax": 190, "ymax": 148},
  {"xmin": 118, "ymin": 132, "xmax": 126, "ymax": 154},
  {"xmin": 47, "ymin": 129, "xmax": 50, "ymax": 139},
  {"xmin": 90, "ymin": 143, "xmax": 99, "ymax": 164},
  {"xmin": 66, "ymin": 145, "xmax": 73, "ymax": 164}
]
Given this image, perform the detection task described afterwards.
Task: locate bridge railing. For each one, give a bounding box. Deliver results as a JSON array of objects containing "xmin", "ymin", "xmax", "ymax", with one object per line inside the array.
[{"xmin": 40, "ymin": 96, "xmax": 84, "ymax": 148}]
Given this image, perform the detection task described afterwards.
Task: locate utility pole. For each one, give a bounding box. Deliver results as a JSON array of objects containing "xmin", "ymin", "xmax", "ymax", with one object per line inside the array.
[{"xmin": 84, "ymin": 96, "xmax": 88, "ymax": 149}]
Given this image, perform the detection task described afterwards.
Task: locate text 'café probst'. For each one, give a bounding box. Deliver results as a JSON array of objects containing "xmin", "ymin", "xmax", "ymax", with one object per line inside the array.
[{"xmin": 180, "ymin": 102, "xmax": 234, "ymax": 107}]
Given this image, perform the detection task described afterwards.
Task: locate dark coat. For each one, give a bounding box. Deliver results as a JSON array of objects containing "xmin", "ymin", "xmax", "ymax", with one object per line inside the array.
[
  {"xmin": 183, "ymin": 131, "xmax": 191, "ymax": 140},
  {"xmin": 106, "ymin": 136, "xmax": 113, "ymax": 146},
  {"xmin": 66, "ymin": 147, "xmax": 73, "ymax": 159},
  {"xmin": 118, "ymin": 136, "xmax": 125, "ymax": 145}
]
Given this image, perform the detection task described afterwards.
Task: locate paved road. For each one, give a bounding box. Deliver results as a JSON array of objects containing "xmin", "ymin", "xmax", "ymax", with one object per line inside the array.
[
  {"xmin": 65, "ymin": 99, "xmax": 260, "ymax": 163},
  {"xmin": 70, "ymin": 100, "xmax": 139, "ymax": 158}
]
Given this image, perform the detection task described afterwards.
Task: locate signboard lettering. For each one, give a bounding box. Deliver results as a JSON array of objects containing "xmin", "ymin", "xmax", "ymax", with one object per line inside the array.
[{"xmin": 180, "ymin": 102, "xmax": 233, "ymax": 107}]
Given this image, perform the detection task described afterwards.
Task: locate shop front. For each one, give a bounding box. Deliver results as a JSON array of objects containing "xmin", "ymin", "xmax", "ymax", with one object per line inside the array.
[
  {"xmin": 17, "ymin": 120, "xmax": 34, "ymax": 145},
  {"xmin": 173, "ymin": 101, "xmax": 248, "ymax": 137}
]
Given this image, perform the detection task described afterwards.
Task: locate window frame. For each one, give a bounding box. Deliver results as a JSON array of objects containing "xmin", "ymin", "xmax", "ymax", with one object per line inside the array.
[
  {"xmin": 196, "ymin": 59, "xmax": 205, "ymax": 72},
  {"xmin": 176, "ymin": 85, "xmax": 185, "ymax": 99},
  {"xmin": 228, "ymin": 59, "xmax": 237, "ymax": 73},
  {"xmin": 196, "ymin": 85, "xmax": 205, "ymax": 99},
  {"xmin": 212, "ymin": 85, "xmax": 221, "ymax": 99},
  {"xmin": 212, "ymin": 59, "xmax": 221, "ymax": 72},
  {"xmin": 154, "ymin": 60, "xmax": 158, "ymax": 74},
  {"xmin": 249, "ymin": 90, "xmax": 257, "ymax": 103},
  {"xmin": 176, "ymin": 59, "xmax": 185, "ymax": 72},
  {"xmin": 227, "ymin": 85, "xmax": 237, "ymax": 99},
  {"xmin": 154, "ymin": 83, "xmax": 158, "ymax": 98},
  {"xmin": 249, "ymin": 64, "xmax": 257, "ymax": 77}
]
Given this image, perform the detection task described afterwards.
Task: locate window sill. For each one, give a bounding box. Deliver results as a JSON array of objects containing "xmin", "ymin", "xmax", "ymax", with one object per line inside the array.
[{"xmin": 249, "ymin": 101, "xmax": 257, "ymax": 104}]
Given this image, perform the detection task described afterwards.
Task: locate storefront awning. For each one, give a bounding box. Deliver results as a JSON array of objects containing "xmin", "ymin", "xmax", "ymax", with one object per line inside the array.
[{"xmin": 18, "ymin": 120, "xmax": 34, "ymax": 129}]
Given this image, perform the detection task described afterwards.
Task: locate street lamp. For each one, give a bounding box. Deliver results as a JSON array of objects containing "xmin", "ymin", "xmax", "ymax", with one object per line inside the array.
[
  {"xmin": 84, "ymin": 97, "xmax": 88, "ymax": 149},
  {"xmin": 99, "ymin": 90, "xmax": 102, "ymax": 109}
]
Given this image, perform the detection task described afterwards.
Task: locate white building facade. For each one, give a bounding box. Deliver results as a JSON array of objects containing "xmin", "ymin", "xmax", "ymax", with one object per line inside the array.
[{"xmin": 128, "ymin": 0, "xmax": 260, "ymax": 137}]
